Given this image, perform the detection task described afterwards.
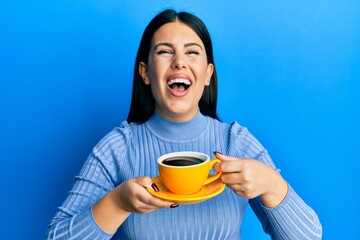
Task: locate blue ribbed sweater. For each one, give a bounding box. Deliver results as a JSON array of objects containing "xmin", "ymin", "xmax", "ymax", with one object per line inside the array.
[{"xmin": 46, "ymin": 111, "xmax": 322, "ymax": 239}]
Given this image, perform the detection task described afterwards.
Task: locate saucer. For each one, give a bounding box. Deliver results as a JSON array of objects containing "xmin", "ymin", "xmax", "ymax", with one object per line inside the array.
[{"xmin": 146, "ymin": 175, "xmax": 226, "ymax": 204}]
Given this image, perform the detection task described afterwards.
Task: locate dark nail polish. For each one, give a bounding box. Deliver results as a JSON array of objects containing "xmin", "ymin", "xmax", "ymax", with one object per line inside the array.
[
  {"xmin": 170, "ymin": 204, "xmax": 179, "ymax": 208},
  {"xmin": 213, "ymin": 151, "xmax": 222, "ymax": 155},
  {"xmin": 151, "ymin": 183, "xmax": 159, "ymax": 192}
]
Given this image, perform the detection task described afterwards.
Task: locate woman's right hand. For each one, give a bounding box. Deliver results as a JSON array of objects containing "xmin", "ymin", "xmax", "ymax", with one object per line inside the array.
[
  {"xmin": 92, "ymin": 176, "xmax": 177, "ymax": 234},
  {"xmin": 115, "ymin": 176, "xmax": 177, "ymax": 214}
]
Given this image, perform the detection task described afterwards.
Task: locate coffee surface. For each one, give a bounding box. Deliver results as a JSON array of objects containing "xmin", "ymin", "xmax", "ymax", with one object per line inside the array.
[{"xmin": 162, "ymin": 157, "xmax": 203, "ymax": 166}]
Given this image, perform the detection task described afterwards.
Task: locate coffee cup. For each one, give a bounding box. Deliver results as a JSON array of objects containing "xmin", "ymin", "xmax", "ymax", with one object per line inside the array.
[{"xmin": 157, "ymin": 151, "xmax": 222, "ymax": 195}]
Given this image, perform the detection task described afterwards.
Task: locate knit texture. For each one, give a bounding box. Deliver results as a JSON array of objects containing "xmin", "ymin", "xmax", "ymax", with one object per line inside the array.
[{"xmin": 46, "ymin": 111, "xmax": 322, "ymax": 239}]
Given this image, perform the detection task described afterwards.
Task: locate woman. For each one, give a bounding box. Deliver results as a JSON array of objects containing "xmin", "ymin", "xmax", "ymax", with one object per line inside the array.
[{"xmin": 46, "ymin": 9, "xmax": 322, "ymax": 239}]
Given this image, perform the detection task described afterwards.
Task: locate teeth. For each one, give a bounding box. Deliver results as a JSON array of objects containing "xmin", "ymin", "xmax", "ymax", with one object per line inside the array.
[{"xmin": 167, "ymin": 78, "xmax": 191, "ymax": 85}]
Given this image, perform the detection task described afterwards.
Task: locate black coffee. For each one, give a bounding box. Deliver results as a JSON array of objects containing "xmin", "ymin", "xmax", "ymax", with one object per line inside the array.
[{"xmin": 162, "ymin": 157, "xmax": 203, "ymax": 166}]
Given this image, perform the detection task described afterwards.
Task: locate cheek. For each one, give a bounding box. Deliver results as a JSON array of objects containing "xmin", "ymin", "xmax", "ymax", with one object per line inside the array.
[
  {"xmin": 147, "ymin": 64, "xmax": 165, "ymax": 97},
  {"xmin": 148, "ymin": 61, "xmax": 158, "ymax": 78},
  {"xmin": 148, "ymin": 60, "xmax": 167, "ymax": 80},
  {"xmin": 195, "ymin": 60, "xmax": 211, "ymax": 76}
]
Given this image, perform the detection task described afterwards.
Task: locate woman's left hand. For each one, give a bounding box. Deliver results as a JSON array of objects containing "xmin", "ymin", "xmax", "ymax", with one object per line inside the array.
[{"xmin": 213, "ymin": 152, "xmax": 288, "ymax": 208}]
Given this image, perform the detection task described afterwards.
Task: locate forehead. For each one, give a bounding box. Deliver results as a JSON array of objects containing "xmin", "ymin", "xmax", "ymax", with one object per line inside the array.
[{"xmin": 151, "ymin": 21, "xmax": 204, "ymax": 47}]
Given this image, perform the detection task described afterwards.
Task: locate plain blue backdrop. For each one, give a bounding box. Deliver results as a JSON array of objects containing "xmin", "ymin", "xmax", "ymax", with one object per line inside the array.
[{"xmin": 1, "ymin": 1, "xmax": 359, "ymax": 239}]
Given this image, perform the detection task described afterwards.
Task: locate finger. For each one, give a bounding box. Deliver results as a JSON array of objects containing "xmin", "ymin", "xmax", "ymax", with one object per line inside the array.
[
  {"xmin": 213, "ymin": 152, "xmax": 226, "ymax": 172},
  {"xmin": 134, "ymin": 176, "xmax": 178, "ymax": 208},
  {"xmin": 213, "ymin": 152, "xmax": 248, "ymax": 173},
  {"xmin": 130, "ymin": 187, "xmax": 176, "ymax": 213},
  {"xmin": 143, "ymin": 195, "xmax": 177, "ymax": 209},
  {"xmin": 132, "ymin": 176, "xmax": 161, "ymax": 194},
  {"xmin": 213, "ymin": 151, "xmax": 247, "ymax": 162},
  {"xmin": 134, "ymin": 176, "xmax": 154, "ymax": 188},
  {"xmin": 233, "ymin": 188, "xmax": 258, "ymax": 199},
  {"xmin": 221, "ymin": 172, "xmax": 244, "ymax": 184},
  {"xmin": 227, "ymin": 183, "xmax": 243, "ymax": 192},
  {"xmin": 225, "ymin": 183, "xmax": 250, "ymax": 198},
  {"xmin": 218, "ymin": 161, "xmax": 244, "ymax": 173}
]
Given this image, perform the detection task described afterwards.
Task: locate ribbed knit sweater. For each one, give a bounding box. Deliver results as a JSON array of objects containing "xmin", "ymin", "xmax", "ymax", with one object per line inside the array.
[{"xmin": 46, "ymin": 111, "xmax": 322, "ymax": 239}]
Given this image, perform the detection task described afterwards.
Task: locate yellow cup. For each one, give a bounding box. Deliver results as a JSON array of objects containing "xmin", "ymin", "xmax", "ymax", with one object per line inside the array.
[{"xmin": 157, "ymin": 151, "xmax": 222, "ymax": 195}]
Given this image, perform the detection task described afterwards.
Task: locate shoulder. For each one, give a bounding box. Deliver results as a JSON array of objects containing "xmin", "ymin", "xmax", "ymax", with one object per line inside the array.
[
  {"xmin": 206, "ymin": 115, "xmax": 232, "ymax": 130},
  {"xmin": 227, "ymin": 121, "xmax": 268, "ymax": 160},
  {"xmin": 92, "ymin": 121, "xmax": 134, "ymax": 159}
]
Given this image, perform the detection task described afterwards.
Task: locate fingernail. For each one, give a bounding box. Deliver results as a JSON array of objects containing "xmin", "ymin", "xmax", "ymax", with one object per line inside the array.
[
  {"xmin": 170, "ymin": 204, "xmax": 179, "ymax": 208},
  {"xmin": 213, "ymin": 151, "xmax": 222, "ymax": 155},
  {"xmin": 151, "ymin": 183, "xmax": 159, "ymax": 192}
]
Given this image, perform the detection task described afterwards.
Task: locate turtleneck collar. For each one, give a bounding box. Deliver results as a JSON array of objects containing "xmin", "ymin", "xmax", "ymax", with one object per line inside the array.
[{"xmin": 145, "ymin": 110, "xmax": 209, "ymax": 141}]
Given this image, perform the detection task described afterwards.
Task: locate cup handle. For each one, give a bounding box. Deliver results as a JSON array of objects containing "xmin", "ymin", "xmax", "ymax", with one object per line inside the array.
[{"xmin": 203, "ymin": 158, "xmax": 222, "ymax": 185}]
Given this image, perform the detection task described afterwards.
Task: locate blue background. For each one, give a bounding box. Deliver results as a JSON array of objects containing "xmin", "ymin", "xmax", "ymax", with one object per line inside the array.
[{"xmin": 1, "ymin": 1, "xmax": 359, "ymax": 239}]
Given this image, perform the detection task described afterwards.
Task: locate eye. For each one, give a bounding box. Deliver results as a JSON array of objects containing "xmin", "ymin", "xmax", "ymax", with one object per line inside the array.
[
  {"xmin": 186, "ymin": 50, "xmax": 200, "ymax": 55},
  {"xmin": 155, "ymin": 49, "xmax": 173, "ymax": 55}
]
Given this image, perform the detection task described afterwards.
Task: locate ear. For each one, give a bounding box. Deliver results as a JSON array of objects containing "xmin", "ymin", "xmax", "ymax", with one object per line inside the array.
[
  {"xmin": 205, "ymin": 63, "xmax": 214, "ymax": 86},
  {"xmin": 139, "ymin": 62, "xmax": 150, "ymax": 85}
]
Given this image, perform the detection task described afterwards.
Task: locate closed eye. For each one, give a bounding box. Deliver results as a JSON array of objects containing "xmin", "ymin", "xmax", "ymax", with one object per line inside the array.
[
  {"xmin": 186, "ymin": 50, "xmax": 200, "ymax": 55},
  {"xmin": 156, "ymin": 49, "xmax": 173, "ymax": 55}
]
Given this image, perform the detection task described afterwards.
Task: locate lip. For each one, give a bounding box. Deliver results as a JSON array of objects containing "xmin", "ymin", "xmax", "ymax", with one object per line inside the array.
[{"xmin": 166, "ymin": 74, "xmax": 192, "ymax": 97}]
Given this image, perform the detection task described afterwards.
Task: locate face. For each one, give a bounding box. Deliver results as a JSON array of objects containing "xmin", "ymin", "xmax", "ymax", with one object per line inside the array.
[{"xmin": 139, "ymin": 21, "xmax": 214, "ymax": 122}]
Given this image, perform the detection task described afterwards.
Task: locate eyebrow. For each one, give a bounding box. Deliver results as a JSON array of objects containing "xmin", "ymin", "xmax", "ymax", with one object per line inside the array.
[{"xmin": 153, "ymin": 42, "xmax": 203, "ymax": 50}]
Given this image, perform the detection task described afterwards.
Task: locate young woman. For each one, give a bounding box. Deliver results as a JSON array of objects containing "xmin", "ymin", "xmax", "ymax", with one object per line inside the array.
[{"xmin": 46, "ymin": 9, "xmax": 322, "ymax": 239}]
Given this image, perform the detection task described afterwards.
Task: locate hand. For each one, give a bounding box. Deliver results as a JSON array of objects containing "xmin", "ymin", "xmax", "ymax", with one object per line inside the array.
[
  {"xmin": 213, "ymin": 152, "xmax": 288, "ymax": 208},
  {"xmin": 93, "ymin": 176, "xmax": 177, "ymax": 233},
  {"xmin": 115, "ymin": 176, "xmax": 177, "ymax": 214}
]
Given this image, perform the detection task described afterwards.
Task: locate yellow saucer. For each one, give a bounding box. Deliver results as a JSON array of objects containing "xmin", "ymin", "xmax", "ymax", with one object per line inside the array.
[{"xmin": 147, "ymin": 175, "xmax": 226, "ymax": 204}]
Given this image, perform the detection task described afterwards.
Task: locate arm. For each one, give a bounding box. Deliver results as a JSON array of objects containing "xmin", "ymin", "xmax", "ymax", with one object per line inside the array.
[
  {"xmin": 92, "ymin": 177, "xmax": 174, "ymax": 234},
  {"xmin": 249, "ymin": 184, "xmax": 322, "ymax": 239},
  {"xmin": 214, "ymin": 151, "xmax": 322, "ymax": 239},
  {"xmin": 46, "ymin": 130, "xmax": 174, "ymax": 239},
  {"xmin": 218, "ymin": 123, "xmax": 322, "ymax": 239},
  {"xmin": 46, "ymin": 152, "xmax": 120, "ymax": 239},
  {"xmin": 253, "ymin": 151, "xmax": 322, "ymax": 239}
]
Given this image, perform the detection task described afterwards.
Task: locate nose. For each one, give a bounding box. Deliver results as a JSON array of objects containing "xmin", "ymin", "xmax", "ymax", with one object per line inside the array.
[{"xmin": 171, "ymin": 53, "xmax": 187, "ymax": 69}]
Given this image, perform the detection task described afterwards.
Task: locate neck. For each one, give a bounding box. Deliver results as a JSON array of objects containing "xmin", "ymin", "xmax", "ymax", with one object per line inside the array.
[
  {"xmin": 145, "ymin": 110, "xmax": 209, "ymax": 141},
  {"xmin": 155, "ymin": 109, "xmax": 199, "ymax": 123}
]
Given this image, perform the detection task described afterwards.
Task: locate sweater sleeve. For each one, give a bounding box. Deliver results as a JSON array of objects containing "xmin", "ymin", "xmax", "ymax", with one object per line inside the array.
[
  {"xmin": 45, "ymin": 122, "xmax": 131, "ymax": 240},
  {"xmin": 228, "ymin": 122, "xmax": 322, "ymax": 239}
]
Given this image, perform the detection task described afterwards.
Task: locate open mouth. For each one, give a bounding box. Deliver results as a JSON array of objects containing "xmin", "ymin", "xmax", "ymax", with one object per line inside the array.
[{"xmin": 167, "ymin": 78, "xmax": 191, "ymax": 92}]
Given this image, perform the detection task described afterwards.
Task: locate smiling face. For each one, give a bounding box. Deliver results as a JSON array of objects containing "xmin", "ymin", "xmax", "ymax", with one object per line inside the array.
[{"xmin": 139, "ymin": 21, "xmax": 214, "ymax": 122}]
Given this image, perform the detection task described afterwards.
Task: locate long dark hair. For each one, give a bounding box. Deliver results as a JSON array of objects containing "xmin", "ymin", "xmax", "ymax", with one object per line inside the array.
[{"xmin": 127, "ymin": 9, "xmax": 219, "ymax": 123}]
